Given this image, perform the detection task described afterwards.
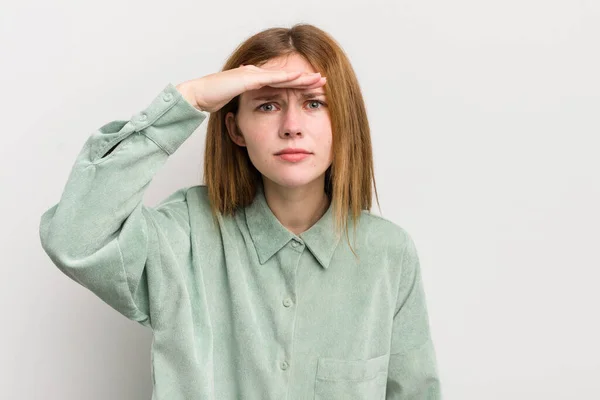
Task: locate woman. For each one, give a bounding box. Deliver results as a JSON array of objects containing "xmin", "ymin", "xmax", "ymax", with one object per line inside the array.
[{"xmin": 39, "ymin": 23, "xmax": 441, "ymax": 399}]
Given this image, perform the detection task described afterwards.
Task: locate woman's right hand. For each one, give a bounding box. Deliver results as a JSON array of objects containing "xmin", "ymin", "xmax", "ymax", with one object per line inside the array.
[{"xmin": 175, "ymin": 65, "xmax": 327, "ymax": 113}]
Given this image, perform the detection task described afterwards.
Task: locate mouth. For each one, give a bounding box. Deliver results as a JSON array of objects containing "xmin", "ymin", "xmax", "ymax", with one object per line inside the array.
[
  {"xmin": 274, "ymin": 149, "xmax": 311, "ymax": 156},
  {"xmin": 276, "ymin": 153, "xmax": 311, "ymax": 162}
]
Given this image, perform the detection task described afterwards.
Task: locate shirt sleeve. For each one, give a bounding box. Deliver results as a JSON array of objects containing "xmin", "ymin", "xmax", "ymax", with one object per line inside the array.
[
  {"xmin": 38, "ymin": 82, "xmax": 208, "ymax": 329},
  {"xmin": 387, "ymin": 232, "xmax": 442, "ymax": 399}
]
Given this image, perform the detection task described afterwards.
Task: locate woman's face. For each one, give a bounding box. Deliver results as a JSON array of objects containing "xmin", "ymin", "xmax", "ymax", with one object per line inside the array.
[{"xmin": 225, "ymin": 54, "xmax": 333, "ymax": 191}]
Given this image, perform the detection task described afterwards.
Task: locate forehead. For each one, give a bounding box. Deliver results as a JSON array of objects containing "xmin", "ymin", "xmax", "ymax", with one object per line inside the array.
[
  {"xmin": 241, "ymin": 54, "xmax": 320, "ymax": 100},
  {"xmin": 259, "ymin": 53, "xmax": 317, "ymax": 73}
]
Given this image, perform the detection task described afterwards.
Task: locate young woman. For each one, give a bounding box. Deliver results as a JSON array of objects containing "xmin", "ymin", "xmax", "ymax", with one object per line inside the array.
[{"xmin": 39, "ymin": 23, "xmax": 441, "ymax": 399}]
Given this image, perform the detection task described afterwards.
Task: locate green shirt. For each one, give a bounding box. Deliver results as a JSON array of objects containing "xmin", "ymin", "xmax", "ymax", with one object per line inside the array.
[{"xmin": 39, "ymin": 82, "xmax": 441, "ymax": 399}]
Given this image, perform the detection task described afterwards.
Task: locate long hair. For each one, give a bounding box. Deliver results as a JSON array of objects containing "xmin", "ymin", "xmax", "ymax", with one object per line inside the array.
[{"xmin": 203, "ymin": 23, "xmax": 381, "ymax": 258}]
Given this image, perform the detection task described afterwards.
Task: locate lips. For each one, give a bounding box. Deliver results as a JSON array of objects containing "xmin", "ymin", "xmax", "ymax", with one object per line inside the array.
[
  {"xmin": 275, "ymin": 148, "xmax": 311, "ymax": 155},
  {"xmin": 277, "ymin": 152, "xmax": 310, "ymax": 162}
]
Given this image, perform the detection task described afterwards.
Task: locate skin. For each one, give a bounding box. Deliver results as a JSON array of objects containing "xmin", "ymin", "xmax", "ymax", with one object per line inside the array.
[{"xmin": 225, "ymin": 54, "xmax": 333, "ymax": 235}]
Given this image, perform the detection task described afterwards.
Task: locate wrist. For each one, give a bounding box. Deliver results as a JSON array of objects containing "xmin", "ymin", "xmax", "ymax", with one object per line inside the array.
[{"xmin": 176, "ymin": 82, "xmax": 204, "ymax": 111}]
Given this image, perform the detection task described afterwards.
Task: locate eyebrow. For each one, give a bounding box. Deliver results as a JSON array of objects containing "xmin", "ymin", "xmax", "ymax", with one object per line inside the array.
[{"xmin": 250, "ymin": 92, "xmax": 327, "ymax": 102}]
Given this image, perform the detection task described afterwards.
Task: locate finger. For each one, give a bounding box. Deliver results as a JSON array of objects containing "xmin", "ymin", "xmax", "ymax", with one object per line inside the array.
[
  {"xmin": 269, "ymin": 75, "xmax": 325, "ymax": 89},
  {"xmin": 249, "ymin": 70, "xmax": 304, "ymax": 90},
  {"xmin": 302, "ymin": 77, "xmax": 327, "ymax": 89},
  {"xmin": 268, "ymin": 73, "xmax": 322, "ymax": 87},
  {"xmin": 280, "ymin": 70, "xmax": 305, "ymax": 81},
  {"xmin": 274, "ymin": 70, "xmax": 319, "ymax": 83},
  {"xmin": 289, "ymin": 79, "xmax": 327, "ymax": 91}
]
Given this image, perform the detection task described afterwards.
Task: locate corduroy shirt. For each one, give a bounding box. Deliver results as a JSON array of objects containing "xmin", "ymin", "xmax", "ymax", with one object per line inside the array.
[{"xmin": 39, "ymin": 82, "xmax": 441, "ymax": 399}]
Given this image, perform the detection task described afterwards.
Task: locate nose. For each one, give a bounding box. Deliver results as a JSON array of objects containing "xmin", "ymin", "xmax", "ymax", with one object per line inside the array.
[{"xmin": 279, "ymin": 103, "xmax": 303, "ymax": 138}]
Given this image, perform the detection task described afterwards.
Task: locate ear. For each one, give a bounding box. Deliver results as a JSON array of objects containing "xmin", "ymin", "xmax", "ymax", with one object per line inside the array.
[{"xmin": 225, "ymin": 112, "xmax": 246, "ymax": 147}]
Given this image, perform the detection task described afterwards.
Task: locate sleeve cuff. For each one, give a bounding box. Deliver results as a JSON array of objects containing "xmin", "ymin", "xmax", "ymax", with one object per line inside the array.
[{"xmin": 128, "ymin": 82, "xmax": 208, "ymax": 155}]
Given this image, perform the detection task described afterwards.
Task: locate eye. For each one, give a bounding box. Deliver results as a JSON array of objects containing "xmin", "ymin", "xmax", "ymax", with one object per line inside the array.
[
  {"xmin": 257, "ymin": 102, "xmax": 278, "ymax": 112},
  {"xmin": 256, "ymin": 100, "xmax": 327, "ymax": 113},
  {"xmin": 307, "ymin": 100, "xmax": 326, "ymax": 109}
]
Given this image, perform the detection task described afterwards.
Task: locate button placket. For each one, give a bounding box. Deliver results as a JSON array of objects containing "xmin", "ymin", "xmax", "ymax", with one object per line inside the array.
[
  {"xmin": 277, "ymin": 238, "xmax": 302, "ymax": 381},
  {"xmin": 290, "ymin": 239, "xmax": 303, "ymax": 251}
]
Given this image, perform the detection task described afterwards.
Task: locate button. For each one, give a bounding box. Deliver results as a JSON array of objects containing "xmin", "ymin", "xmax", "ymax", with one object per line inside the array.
[
  {"xmin": 291, "ymin": 241, "xmax": 299, "ymax": 248},
  {"xmin": 283, "ymin": 298, "xmax": 293, "ymax": 307},
  {"xmin": 162, "ymin": 92, "xmax": 173, "ymax": 102},
  {"xmin": 280, "ymin": 361, "xmax": 289, "ymax": 370},
  {"xmin": 138, "ymin": 113, "xmax": 147, "ymax": 121}
]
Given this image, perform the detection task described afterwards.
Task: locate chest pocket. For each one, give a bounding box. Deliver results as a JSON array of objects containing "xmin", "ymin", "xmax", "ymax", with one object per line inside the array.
[{"xmin": 314, "ymin": 353, "xmax": 389, "ymax": 400}]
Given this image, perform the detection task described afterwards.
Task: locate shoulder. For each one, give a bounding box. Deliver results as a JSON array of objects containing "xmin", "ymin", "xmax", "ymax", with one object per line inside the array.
[
  {"xmin": 182, "ymin": 184, "xmax": 218, "ymax": 222},
  {"xmin": 153, "ymin": 185, "xmax": 211, "ymax": 217},
  {"xmin": 356, "ymin": 210, "xmax": 416, "ymax": 256},
  {"xmin": 183, "ymin": 184, "xmax": 211, "ymax": 208},
  {"xmin": 186, "ymin": 184, "xmax": 209, "ymax": 197}
]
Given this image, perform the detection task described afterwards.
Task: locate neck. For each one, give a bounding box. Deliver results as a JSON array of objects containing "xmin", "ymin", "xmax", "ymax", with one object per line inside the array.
[{"xmin": 261, "ymin": 177, "xmax": 330, "ymax": 236}]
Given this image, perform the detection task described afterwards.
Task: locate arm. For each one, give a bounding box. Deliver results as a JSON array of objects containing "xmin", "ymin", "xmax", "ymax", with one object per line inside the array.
[
  {"xmin": 387, "ymin": 233, "xmax": 442, "ymax": 399},
  {"xmin": 38, "ymin": 83, "xmax": 207, "ymax": 328}
]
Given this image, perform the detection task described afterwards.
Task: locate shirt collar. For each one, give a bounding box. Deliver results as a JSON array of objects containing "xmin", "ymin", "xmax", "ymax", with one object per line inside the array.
[{"xmin": 244, "ymin": 184, "xmax": 341, "ymax": 269}]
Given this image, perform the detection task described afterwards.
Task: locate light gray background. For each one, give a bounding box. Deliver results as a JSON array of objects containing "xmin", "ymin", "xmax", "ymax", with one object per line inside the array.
[{"xmin": 1, "ymin": 0, "xmax": 599, "ymax": 399}]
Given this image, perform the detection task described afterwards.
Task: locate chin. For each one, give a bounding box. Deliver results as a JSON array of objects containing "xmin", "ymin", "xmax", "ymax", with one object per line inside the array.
[
  {"xmin": 264, "ymin": 174, "xmax": 322, "ymax": 189},
  {"xmin": 274, "ymin": 178, "xmax": 314, "ymax": 188}
]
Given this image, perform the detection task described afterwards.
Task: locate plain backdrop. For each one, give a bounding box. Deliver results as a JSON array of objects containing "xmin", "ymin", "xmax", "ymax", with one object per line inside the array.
[{"xmin": 1, "ymin": 0, "xmax": 599, "ymax": 399}]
